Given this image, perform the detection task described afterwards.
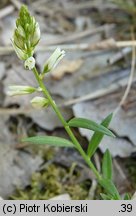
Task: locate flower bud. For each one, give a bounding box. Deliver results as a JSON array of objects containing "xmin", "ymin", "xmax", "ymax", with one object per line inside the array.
[
  {"xmin": 17, "ymin": 25, "xmax": 26, "ymax": 38},
  {"xmin": 24, "ymin": 57, "xmax": 35, "ymax": 70},
  {"xmin": 30, "ymin": 22, "xmax": 40, "ymax": 47},
  {"xmin": 11, "ymin": 40, "xmax": 28, "ymax": 60},
  {"xmin": 42, "ymin": 48, "xmax": 65, "ymax": 74},
  {"xmin": 6, "ymin": 85, "xmax": 36, "ymax": 96},
  {"xmin": 30, "ymin": 97, "xmax": 49, "ymax": 109},
  {"xmin": 12, "ymin": 5, "xmax": 40, "ymax": 60}
]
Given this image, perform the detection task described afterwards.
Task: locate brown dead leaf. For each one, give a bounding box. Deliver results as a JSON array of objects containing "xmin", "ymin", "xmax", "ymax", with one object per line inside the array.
[{"xmin": 51, "ymin": 59, "xmax": 83, "ymax": 80}]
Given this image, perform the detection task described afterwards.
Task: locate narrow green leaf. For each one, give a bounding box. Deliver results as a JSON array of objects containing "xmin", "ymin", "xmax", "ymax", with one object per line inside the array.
[
  {"xmin": 87, "ymin": 113, "xmax": 113, "ymax": 158},
  {"xmin": 99, "ymin": 178, "xmax": 120, "ymax": 200},
  {"xmin": 102, "ymin": 149, "xmax": 112, "ymax": 180},
  {"xmin": 22, "ymin": 136, "xmax": 74, "ymax": 147},
  {"xmin": 124, "ymin": 193, "xmax": 131, "ymax": 200},
  {"xmin": 68, "ymin": 117, "xmax": 115, "ymax": 138},
  {"xmin": 100, "ymin": 193, "xmax": 112, "ymax": 200}
]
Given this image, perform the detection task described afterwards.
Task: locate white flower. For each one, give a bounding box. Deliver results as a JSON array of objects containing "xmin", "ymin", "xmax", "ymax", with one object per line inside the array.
[
  {"xmin": 30, "ymin": 96, "xmax": 49, "ymax": 109},
  {"xmin": 24, "ymin": 57, "xmax": 35, "ymax": 70},
  {"xmin": 6, "ymin": 85, "xmax": 36, "ymax": 96},
  {"xmin": 43, "ymin": 48, "xmax": 65, "ymax": 74},
  {"xmin": 17, "ymin": 25, "xmax": 26, "ymax": 38},
  {"xmin": 12, "ymin": 6, "xmax": 41, "ymax": 60},
  {"xmin": 11, "ymin": 40, "xmax": 28, "ymax": 60},
  {"xmin": 31, "ymin": 22, "xmax": 41, "ymax": 47}
]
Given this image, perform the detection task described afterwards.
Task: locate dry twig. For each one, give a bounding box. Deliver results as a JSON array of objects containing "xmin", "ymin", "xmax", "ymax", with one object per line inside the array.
[
  {"xmin": 2, "ymin": 38, "xmax": 136, "ymax": 56},
  {"xmin": 0, "ymin": 5, "xmax": 14, "ymax": 19},
  {"xmin": 114, "ymin": 34, "xmax": 136, "ymax": 114},
  {"xmin": 10, "ymin": 0, "xmax": 22, "ymax": 10},
  {"xmin": 108, "ymin": 47, "xmax": 132, "ymax": 65},
  {"xmin": 43, "ymin": 24, "xmax": 115, "ymax": 45},
  {"xmin": 60, "ymin": 76, "xmax": 136, "ymax": 107}
]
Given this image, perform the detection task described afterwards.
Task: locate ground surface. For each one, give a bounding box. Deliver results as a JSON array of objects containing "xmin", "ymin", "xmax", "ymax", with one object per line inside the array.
[{"xmin": 0, "ymin": 0, "xmax": 136, "ymax": 199}]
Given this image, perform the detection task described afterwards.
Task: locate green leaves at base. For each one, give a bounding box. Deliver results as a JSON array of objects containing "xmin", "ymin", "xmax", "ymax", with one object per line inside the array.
[
  {"xmin": 99, "ymin": 148, "xmax": 121, "ymax": 200},
  {"xmin": 99, "ymin": 178, "xmax": 120, "ymax": 200},
  {"xmin": 22, "ymin": 136, "xmax": 74, "ymax": 148},
  {"xmin": 102, "ymin": 149, "xmax": 112, "ymax": 180},
  {"xmin": 87, "ymin": 113, "xmax": 113, "ymax": 158},
  {"xmin": 100, "ymin": 193, "xmax": 113, "ymax": 200},
  {"xmin": 68, "ymin": 116, "xmax": 115, "ymax": 138},
  {"xmin": 124, "ymin": 193, "xmax": 131, "ymax": 200}
]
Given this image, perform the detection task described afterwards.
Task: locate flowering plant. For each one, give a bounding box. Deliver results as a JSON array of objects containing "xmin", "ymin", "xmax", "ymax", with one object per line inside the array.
[{"xmin": 8, "ymin": 5, "xmax": 131, "ymax": 200}]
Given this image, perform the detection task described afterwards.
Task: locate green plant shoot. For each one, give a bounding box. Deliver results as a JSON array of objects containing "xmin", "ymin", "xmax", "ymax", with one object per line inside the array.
[{"xmin": 8, "ymin": 5, "xmax": 131, "ymax": 200}]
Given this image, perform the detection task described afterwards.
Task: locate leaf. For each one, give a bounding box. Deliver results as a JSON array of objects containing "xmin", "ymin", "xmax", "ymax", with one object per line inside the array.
[
  {"xmin": 102, "ymin": 149, "xmax": 112, "ymax": 180},
  {"xmin": 87, "ymin": 113, "xmax": 113, "ymax": 158},
  {"xmin": 22, "ymin": 136, "xmax": 74, "ymax": 148},
  {"xmin": 68, "ymin": 117, "xmax": 115, "ymax": 137},
  {"xmin": 99, "ymin": 178, "xmax": 120, "ymax": 200},
  {"xmin": 100, "ymin": 193, "xmax": 112, "ymax": 200},
  {"xmin": 124, "ymin": 193, "xmax": 131, "ymax": 200}
]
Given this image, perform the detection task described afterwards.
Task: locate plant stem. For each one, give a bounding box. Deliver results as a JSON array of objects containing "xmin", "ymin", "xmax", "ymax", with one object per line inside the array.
[{"xmin": 32, "ymin": 67, "xmax": 101, "ymax": 180}]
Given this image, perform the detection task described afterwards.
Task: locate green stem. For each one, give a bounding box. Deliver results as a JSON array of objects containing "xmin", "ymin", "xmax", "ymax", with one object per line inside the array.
[{"xmin": 32, "ymin": 67, "xmax": 101, "ymax": 180}]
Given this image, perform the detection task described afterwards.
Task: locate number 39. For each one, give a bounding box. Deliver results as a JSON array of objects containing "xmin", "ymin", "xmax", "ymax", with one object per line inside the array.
[{"xmin": 120, "ymin": 204, "xmax": 132, "ymax": 212}]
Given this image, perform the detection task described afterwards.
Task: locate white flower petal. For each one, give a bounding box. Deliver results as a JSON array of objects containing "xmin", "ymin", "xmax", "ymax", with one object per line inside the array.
[
  {"xmin": 31, "ymin": 96, "xmax": 49, "ymax": 109},
  {"xmin": 24, "ymin": 57, "xmax": 35, "ymax": 70},
  {"xmin": 43, "ymin": 48, "xmax": 65, "ymax": 74},
  {"xmin": 6, "ymin": 85, "xmax": 36, "ymax": 96}
]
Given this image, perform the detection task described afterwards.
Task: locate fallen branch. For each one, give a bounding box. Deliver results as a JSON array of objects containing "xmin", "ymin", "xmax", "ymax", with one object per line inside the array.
[
  {"xmin": 60, "ymin": 76, "xmax": 136, "ymax": 107},
  {"xmin": 114, "ymin": 32, "xmax": 136, "ymax": 114},
  {"xmin": 1, "ymin": 38, "xmax": 136, "ymax": 55},
  {"xmin": 0, "ymin": 5, "xmax": 14, "ymax": 19},
  {"xmin": 108, "ymin": 47, "xmax": 132, "ymax": 65},
  {"xmin": 10, "ymin": 0, "xmax": 22, "ymax": 10}
]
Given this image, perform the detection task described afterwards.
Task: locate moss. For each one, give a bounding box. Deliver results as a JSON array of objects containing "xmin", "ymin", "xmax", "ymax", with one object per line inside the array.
[
  {"xmin": 11, "ymin": 163, "xmax": 91, "ymax": 200},
  {"xmin": 65, "ymin": 183, "xmax": 89, "ymax": 200},
  {"xmin": 31, "ymin": 145, "xmax": 55, "ymax": 161}
]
